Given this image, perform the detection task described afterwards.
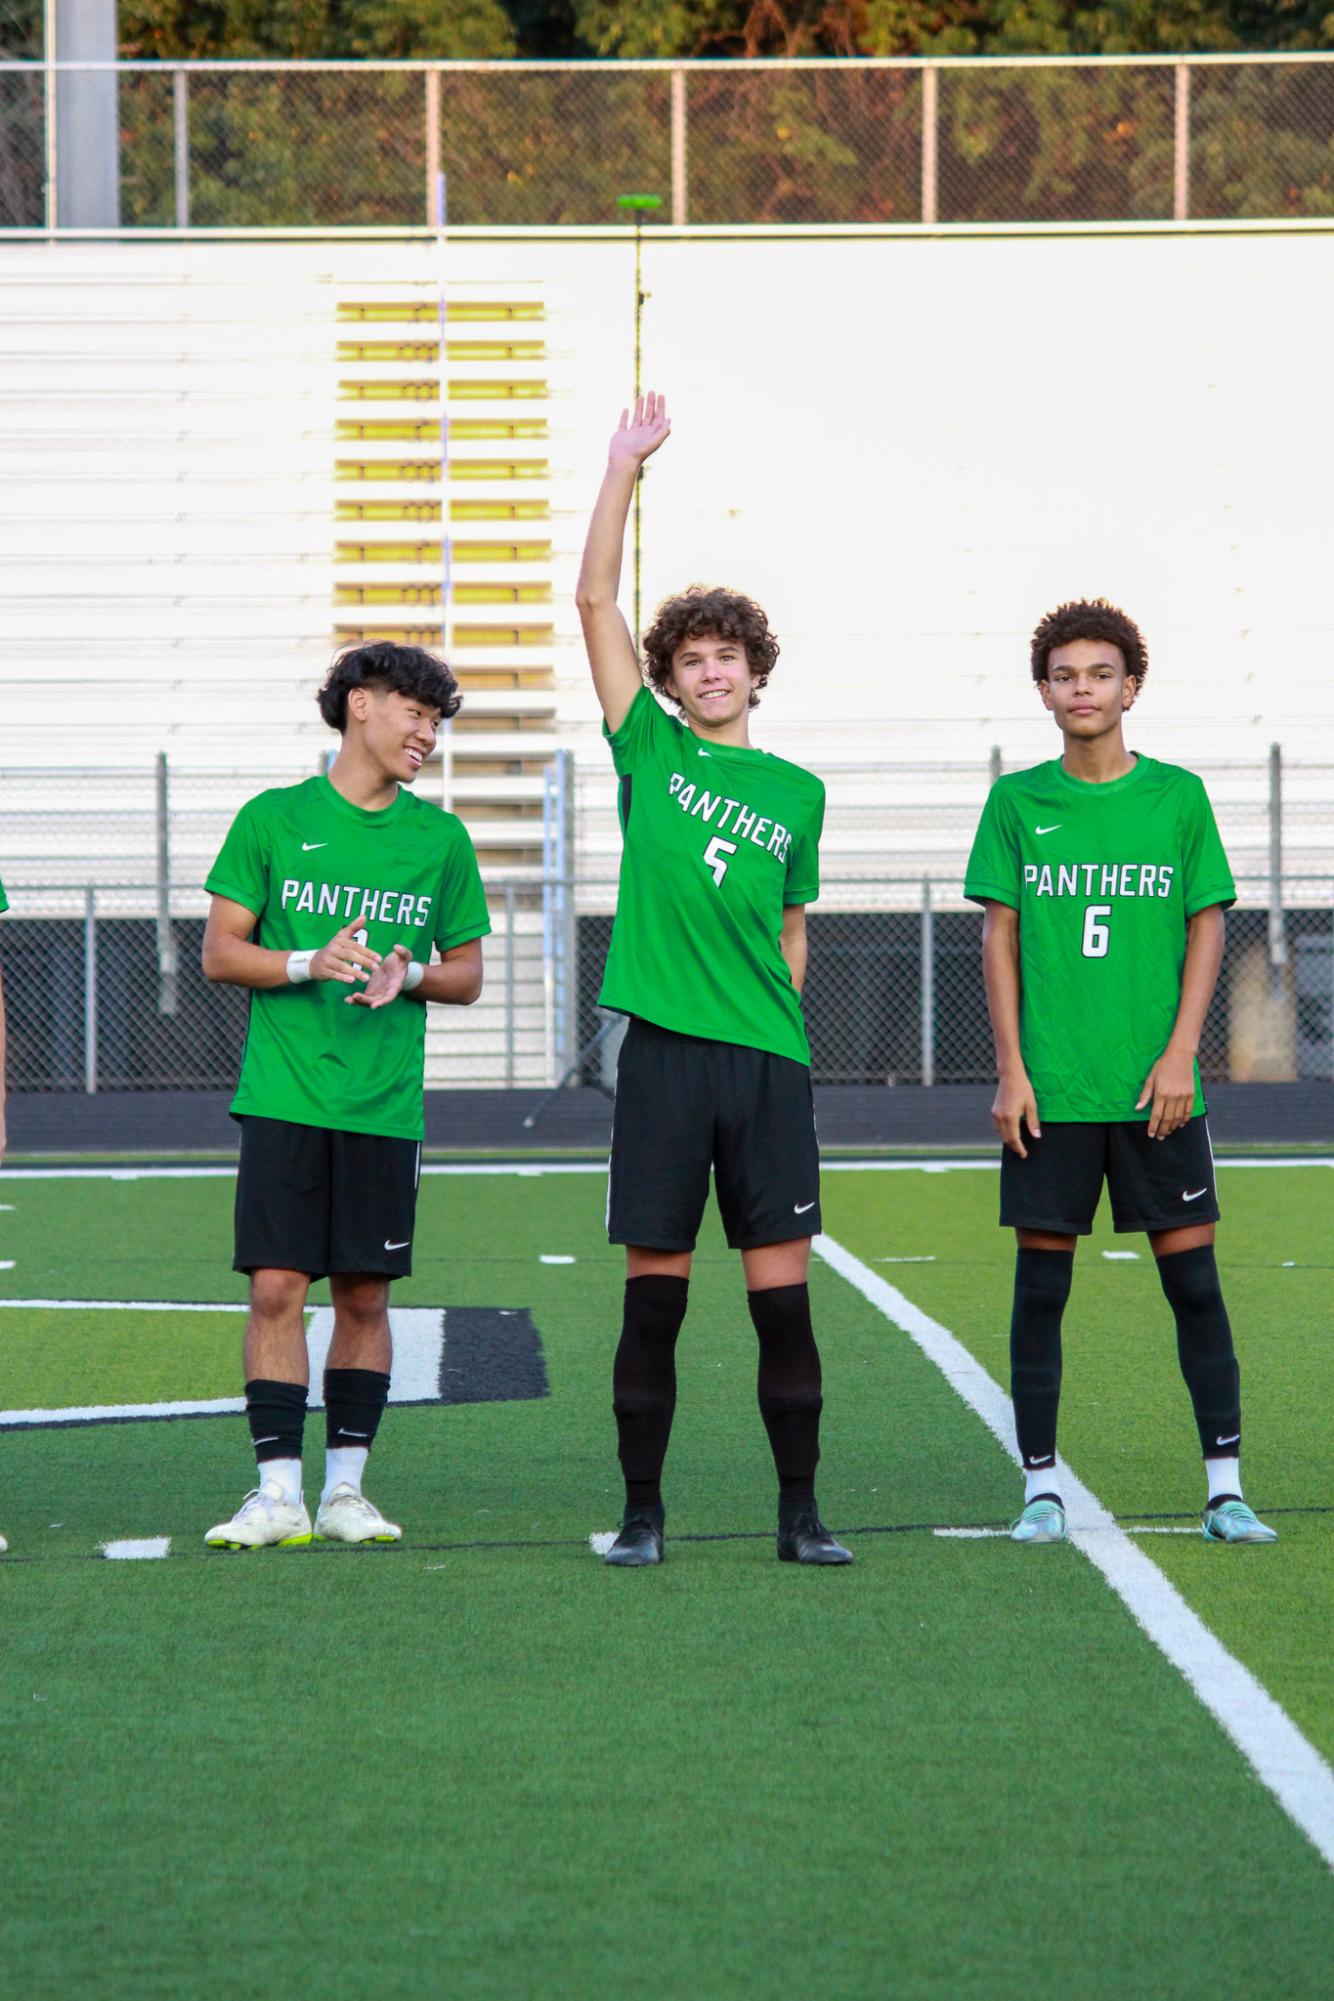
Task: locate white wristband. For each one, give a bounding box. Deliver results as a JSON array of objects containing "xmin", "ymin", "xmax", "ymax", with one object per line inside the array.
[
  {"xmin": 402, "ymin": 959, "xmax": 425, "ymax": 992},
  {"xmin": 286, "ymin": 949, "xmax": 315, "ymax": 985}
]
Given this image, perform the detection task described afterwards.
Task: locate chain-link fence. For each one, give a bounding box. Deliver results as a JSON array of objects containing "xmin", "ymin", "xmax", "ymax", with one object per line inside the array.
[
  {"xmin": 4, "ymin": 751, "xmax": 1330, "ymax": 1092},
  {"xmin": 5, "ymin": 55, "xmax": 1334, "ymax": 232},
  {"xmin": 2, "ymin": 871, "xmax": 1329, "ymax": 1095}
]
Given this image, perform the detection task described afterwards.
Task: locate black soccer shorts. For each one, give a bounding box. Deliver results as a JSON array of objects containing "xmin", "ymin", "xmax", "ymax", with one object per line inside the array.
[
  {"xmin": 606, "ymin": 1016, "xmax": 822, "ymax": 1253},
  {"xmin": 233, "ymin": 1115, "xmax": 422, "ymax": 1279},
  {"xmin": 999, "ymin": 1114, "xmax": 1221, "ymax": 1236}
]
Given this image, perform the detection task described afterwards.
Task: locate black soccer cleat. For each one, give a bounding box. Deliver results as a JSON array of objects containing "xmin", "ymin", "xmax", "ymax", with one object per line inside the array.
[
  {"xmin": 777, "ymin": 1502, "xmax": 854, "ymax": 1566},
  {"xmin": 604, "ymin": 1508, "xmax": 665, "ymax": 1567}
]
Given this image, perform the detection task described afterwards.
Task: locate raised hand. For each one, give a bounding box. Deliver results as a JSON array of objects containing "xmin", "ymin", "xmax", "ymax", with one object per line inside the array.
[
  {"xmin": 347, "ymin": 942, "xmax": 413, "ymax": 1009},
  {"xmin": 608, "ymin": 391, "xmax": 671, "ymax": 472},
  {"xmin": 310, "ymin": 918, "xmax": 381, "ymax": 986}
]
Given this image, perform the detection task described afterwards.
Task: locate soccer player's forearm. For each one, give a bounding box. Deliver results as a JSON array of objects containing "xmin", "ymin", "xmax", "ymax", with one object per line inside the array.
[
  {"xmin": 201, "ymin": 933, "xmax": 297, "ymax": 991},
  {"xmin": 982, "ymin": 917, "xmax": 1025, "ymax": 1075},
  {"xmin": 415, "ymin": 949, "xmax": 483, "ymax": 1007},
  {"xmin": 1167, "ymin": 906, "xmax": 1225, "ymax": 1054},
  {"xmin": 575, "ymin": 461, "xmax": 636, "ymax": 611}
]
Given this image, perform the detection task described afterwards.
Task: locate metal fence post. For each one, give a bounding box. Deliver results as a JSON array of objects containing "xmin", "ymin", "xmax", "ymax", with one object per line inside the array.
[
  {"xmin": 670, "ymin": 66, "xmax": 688, "ymax": 225},
  {"xmin": 173, "ymin": 67, "xmax": 190, "ymax": 227},
  {"xmin": 43, "ymin": 0, "xmax": 58, "ymax": 234},
  {"xmin": 1173, "ymin": 61, "xmax": 1191, "ymax": 222},
  {"xmin": 155, "ymin": 750, "xmax": 178, "ymax": 1016},
  {"xmin": 504, "ymin": 882, "xmax": 516, "ymax": 1089},
  {"xmin": 425, "ymin": 67, "xmax": 442, "ymax": 227},
  {"xmin": 989, "ymin": 744, "xmax": 1002, "ymax": 787},
  {"xmin": 920, "ymin": 876, "xmax": 935, "ymax": 1085},
  {"xmin": 83, "ymin": 885, "xmax": 98, "ymax": 1094},
  {"xmin": 1268, "ymin": 741, "xmax": 1287, "ymax": 967},
  {"xmin": 921, "ymin": 62, "xmax": 938, "ymax": 226}
]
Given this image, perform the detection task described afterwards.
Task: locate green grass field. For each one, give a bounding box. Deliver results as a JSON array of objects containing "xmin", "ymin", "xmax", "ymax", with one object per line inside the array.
[{"xmin": 2, "ymin": 1160, "xmax": 1332, "ymax": 1998}]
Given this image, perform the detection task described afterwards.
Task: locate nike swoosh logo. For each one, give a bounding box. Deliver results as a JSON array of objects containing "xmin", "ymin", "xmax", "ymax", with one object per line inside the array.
[
  {"xmin": 1035, "ymin": 824, "xmax": 1061, "ymax": 836},
  {"xmin": 384, "ymin": 1238, "xmax": 411, "ymax": 1250},
  {"xmin": 1028, "ymin": 1457, "xmax": 1054, "ymax": 1467},
  {"xmin": 698, "ymin": 748, "xmax": 712, "ymax": 758},
  {"xmin": 1182, "ymin": 1187, "xmax": 1208, "ymax": 1202},
  {"xmin": 793, "ymin": 1201, "xmax": 816, "ymax": 1215},
  {"xmin": 302, "ymin": 841, "xmax": 327, "ymax": 851},
  {"xmin": 1214, "ymin": 1433, "xmax": 1240, "ymax": 1447}
]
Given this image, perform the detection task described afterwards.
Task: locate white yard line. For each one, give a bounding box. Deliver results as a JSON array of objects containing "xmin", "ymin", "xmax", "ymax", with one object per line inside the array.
[
  {"xmin": 814, "ymin": 1230, "xmax": 1334, "ymax": 1873},
  {"xmin": 0, "ymin": 1158, "xmax": 1330, "ymax": 1183}
]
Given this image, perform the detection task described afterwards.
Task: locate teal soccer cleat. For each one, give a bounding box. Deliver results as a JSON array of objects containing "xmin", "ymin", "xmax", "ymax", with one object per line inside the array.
[
  {"xmin": 1010, "ymin": 1497, "xmax": 1067, "ymax": 1544},
  {"xmin": 1203, "ymin": 1499, "xmax": 1278, "ymax": 1545}
]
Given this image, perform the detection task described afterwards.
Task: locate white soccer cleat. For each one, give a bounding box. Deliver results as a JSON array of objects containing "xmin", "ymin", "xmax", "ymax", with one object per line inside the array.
[
  {"xmin": 205, "ymin": 1482, "xmax": 313, "ymax": 1551},
  {"xmin": 0, "ymin": 1530, "xmax": 8, "ymax": 1554},
  {"xmin": 314, "ymin": 1483, "xmax": 402, "ymax": 1545}
]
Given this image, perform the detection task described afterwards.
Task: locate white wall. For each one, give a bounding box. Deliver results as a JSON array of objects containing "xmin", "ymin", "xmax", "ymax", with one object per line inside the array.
[{"xmin": 2, "ymin": 227, "xmax": 1331, "ymax": 789}]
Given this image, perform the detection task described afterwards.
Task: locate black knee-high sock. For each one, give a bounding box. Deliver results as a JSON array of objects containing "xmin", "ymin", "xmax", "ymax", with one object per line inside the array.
[
  {"xmin": 1156, "ymin": 1245, "xmax": 1241, "ymax": 1459},
  {"xmin": 245, "ymin": 1378, "xmax": 308, "ymax": 1464},
  {"xmin": 612, "ymin": 1275, "xmax": 689, "ymax": 1511},
  {"xmin": 1010, "ymin": 1249, "xmax": 1075, "ymax": 1471},
  {"xmin": 324, "ymin": 1368, "xmax": 392, "ymax": 1452},
  {"xmin": 748, "ymin": 1283, "xmax": 823, "ymax": 1504}
]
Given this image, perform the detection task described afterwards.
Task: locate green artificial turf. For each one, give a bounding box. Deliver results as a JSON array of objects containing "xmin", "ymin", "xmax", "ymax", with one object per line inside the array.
[
  {"xmin": 1, "ymin": 1166, "xmax": 1332, "ymax": 1999},
  {"xmin": 821, "ymin": 1163, "xmax": 1334, "ymax": 1760}
]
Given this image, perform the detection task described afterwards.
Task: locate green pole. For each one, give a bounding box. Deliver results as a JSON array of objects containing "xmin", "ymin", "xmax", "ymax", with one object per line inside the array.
[{"xmin": 617, "ymin": 194, "xmax": 662, "ymax": 644}]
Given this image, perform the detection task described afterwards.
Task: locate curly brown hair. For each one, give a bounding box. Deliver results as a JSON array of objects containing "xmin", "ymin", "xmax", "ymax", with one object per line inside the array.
[
  {"xmin": 642, "ymin": 585, "xmax": 779, "ymax": 711},
  {"xmin": 1030, "ymin": 598, "xmax": 1148, "ymax": 687}
]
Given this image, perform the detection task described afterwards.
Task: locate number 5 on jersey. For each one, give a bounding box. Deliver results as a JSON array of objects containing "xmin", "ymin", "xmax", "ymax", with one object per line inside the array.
[{"xmin": 704, "ymin": 836, "xmax": 738, "ymax": 887}]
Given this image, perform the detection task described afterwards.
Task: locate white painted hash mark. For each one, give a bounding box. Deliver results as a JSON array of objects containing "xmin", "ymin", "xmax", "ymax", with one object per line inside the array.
[
  {"xmin": 101, "ymin": 1538, "xmax": 171, "ymax": 1560},
  {"xmin": 1102, "ymin": 1251, "xmax": 1140, "ymax": 1261},
  {"xmin": 589, "ymin": 1531, "xmax": 618, "ymax": 1556},
  {"xmin": 934, "ymin": 1527, "xmax": 1007, "ymax": 1539},
  {"xmin": 814, "ymin": 1231, "xmax": 1334, "ymax": 1874},
  {"xmin": 540, "ymin": 1255, "xmax": 576, "ymax": 1265}
]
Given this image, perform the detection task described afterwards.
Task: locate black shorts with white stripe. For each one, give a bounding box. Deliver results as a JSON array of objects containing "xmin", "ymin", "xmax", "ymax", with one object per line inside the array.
[
  {"xmin": 606, "ymin": 1017, "xmax": 822, "ymax": 1253},
  {"xmin": 233, "ymin": 1115, "xmax": 421, "ymax": 1279},
  {"xmin": 1000, "ymin": 1114, "xmax": 1220, "ymax": 1236}
]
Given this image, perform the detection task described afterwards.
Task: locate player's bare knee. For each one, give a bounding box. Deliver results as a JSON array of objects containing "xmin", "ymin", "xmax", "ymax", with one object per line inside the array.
[{"xmin": 248, "ymin": 1268, "xmax": 309, "ymax": 1322}]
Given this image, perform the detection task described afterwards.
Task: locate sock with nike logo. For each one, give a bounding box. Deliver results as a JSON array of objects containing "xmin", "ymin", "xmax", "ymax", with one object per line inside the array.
[
  {"xmin": 323, "ymin": 1368, "xmax": 391, "ymax": 1501},
  {"xmin": 748, "ymin": 1283, "xmax": 823, "ymax": 1502},
  {"xmin": 1010, "ymin": 1248, "xmax": 1074, "ymax": 1471},
  {"xmin": 245, "ymin": 1377, "xmax": 309, "ymax": 1500},
  {"xmin": 1155, "ymin": 1245, "xmax": 1241, "ymax": 1461}
]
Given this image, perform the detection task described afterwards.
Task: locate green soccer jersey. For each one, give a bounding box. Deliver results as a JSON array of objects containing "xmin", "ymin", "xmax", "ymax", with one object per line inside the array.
[
  {"xmin": 0, "ymin": 876, "xmax": 7, "ymax": 915},
  {"xmin": 964, "ymin": 755, "xmax": 1235, "ymax": 1123},
  {"xmin": 206, "ymin": 775, "xmax": 490, "ymax": 1140},
  {"xmin": 598, "ymin": 687, "xmax": 824, "ymax": 1065}
]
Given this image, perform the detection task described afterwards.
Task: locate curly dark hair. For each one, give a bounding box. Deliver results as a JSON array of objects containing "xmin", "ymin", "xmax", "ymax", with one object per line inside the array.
[
  {"xmin": 642, "ymin": 586, "xmax": 779, "ymax": 712},
  {"xmin": 317, "ymin": 641, "xmax": 462, "ymax": 732},
  {"xmin": 1030, "ymin": 598, "xmax": 1148, "ymax": 687}
]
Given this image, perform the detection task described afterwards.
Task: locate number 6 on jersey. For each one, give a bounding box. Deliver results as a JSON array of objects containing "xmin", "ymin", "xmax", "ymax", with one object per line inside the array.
[
  {"xmin": 1082, "ymin": 902, "xmax": 1111, "ymax": 957},
  {"xmin": 704, "ymin": 835, "xmax": 738, "ymax": 887}
]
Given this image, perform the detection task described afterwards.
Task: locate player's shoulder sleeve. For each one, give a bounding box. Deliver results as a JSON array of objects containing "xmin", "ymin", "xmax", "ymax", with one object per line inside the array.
[
  {"xmin": 205, "ymin": 789, "xmax": 278, "ymax": 913},
  {"xmin": 1173, "ymin": 766, "xmax": 1236, "ymax": 915},
  {"xmin": 0, "ymin": 875, "xmax": 8, "ymax": 916},
  {"xmin": 433, "ymin": 809, "xmax": 492, "ymax": 953},
  {"xmin": 602, "ymin": 683, "xmax": 678, "ymax": 777},
  {"xmin": 964, "ymin": 777, "xmax": 1021, "ymax": 908},
  {"xmin": 784, "ymin": 773, "xmax": 824, "ymax": 907}
]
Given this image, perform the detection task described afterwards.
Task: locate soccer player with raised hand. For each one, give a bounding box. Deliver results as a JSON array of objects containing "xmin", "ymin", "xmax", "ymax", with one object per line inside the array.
[
  {"xmin": 578, "ymin": 393, "xmax": 851, "ymax": 1568},
  {"xmin": 201, "ymin": 642, "xmax": 490, "ymax": 1550},
  {"xmin": 966, "ymin": 599, "xmax": 1276, "ymax": 1547}
]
